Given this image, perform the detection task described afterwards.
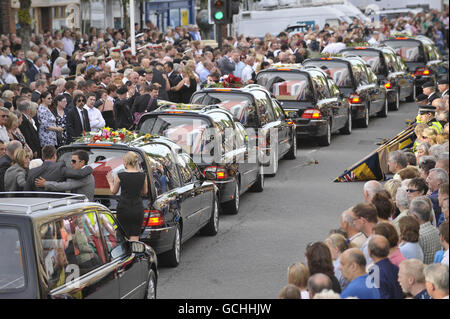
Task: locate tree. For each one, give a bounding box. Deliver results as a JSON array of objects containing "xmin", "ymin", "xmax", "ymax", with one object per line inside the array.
[{"xmin": 17, "ymin": 0, "xmax": 32, "ymax": 53}]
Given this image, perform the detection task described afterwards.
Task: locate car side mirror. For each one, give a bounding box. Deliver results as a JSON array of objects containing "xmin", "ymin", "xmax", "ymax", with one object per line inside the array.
[{"xmin": 131, "ymin": 241, "xmax": 146, "ymax": 254}]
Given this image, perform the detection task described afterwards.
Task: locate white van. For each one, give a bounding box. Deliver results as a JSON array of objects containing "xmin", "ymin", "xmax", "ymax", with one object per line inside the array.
[
  {"xmin": 330, "ymin": 2, "xmax": 371, "ymax": 23},
  {"xmin": 348, "ymin": 0, "xmax": 442, "ymax": 11},
  {"xmin": 234, "ymin": 6, "xmax": 352, "ymax": 37}
]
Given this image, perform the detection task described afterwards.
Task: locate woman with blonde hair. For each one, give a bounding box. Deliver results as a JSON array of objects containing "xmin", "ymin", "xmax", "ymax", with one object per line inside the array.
[
  {"xmin": 171, "ymin": 66, "xmax": 198, "ymax": 103},
  {"xmin": 106, "ymin": 151, "xmax": 148, "ymax": 241},
  {"xmin": 4, "ymin": 148, "xmax": 30, "ymax": 191},
  {"xmin": 422, "ymin": 127, "xmax": 437, "ymax": 146},
  {"xmin": 287, "ymin": 262, "xmax": 310, "ymax": 299},
  {"xmin": 384, "ymin": 179, "xmax": 402, "ymax": 200}
]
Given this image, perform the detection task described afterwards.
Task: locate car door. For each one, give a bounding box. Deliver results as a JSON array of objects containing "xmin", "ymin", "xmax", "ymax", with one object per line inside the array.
[
  {"xmin": 97, "ymin": 210, "xmax": 148, "ymax": 299},
  {"xmin": 364, "ymin": 64, "xmax": 384, "ymax": 113},
  {"xmin": 271, "ymin": 98, "xmax": 295, "ymax": 154},
  {"xmin": 182, "ymin": 153, "xmax": 214, "ymax": 226},
  {"xmin": 326, "ymin": 77, "xmax": 346, "ymax": 129},
  {"xmin": 235, "ymin": 120, "xmax": 259, "ymax": 188},
  {"xmin": 392, "ymin": 54, "xmax": 414, "ymax": 99},
  {"xmin": 46, "ymin": 211, "xmax": 119, "ymax": 299}
]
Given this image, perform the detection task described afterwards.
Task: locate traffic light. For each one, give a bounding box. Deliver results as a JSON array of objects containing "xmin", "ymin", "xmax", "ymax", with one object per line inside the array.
[{"xmin": 210, "ymin": 0, "xmax": 228, "ymax": 24}]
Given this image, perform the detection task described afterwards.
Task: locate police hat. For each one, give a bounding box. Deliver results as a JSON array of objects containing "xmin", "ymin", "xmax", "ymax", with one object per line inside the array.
[
  {"xmin": 418, "ymin": 105, "xmax": 436, "ymax": 113},
  {"xmin": 415, "ymin": 94, "xmax": 428, "ymax": 102},
  {"xmin": 422, "ymin": 81, "xmax": 435, "ymax": 89},
  {"xmin": 117, "ymin": 86, "xmax": 128, "ymax": 95},
  {"xmin": 437, "ymin": 78, "xmax": 448, "ymax": 85}
]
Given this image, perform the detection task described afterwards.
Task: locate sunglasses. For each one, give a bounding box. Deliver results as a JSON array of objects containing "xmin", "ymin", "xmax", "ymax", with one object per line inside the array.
[
  {"xmin": 71, "ymin": 159, "xmax": 78, "ymax": 164},
  {"xmin": 406, "ymin": 189, "xmax": 420, "ymax": 193},
  {"xmin": 78, "ymin": 99, "xmax": 86, "ymax": 103}
]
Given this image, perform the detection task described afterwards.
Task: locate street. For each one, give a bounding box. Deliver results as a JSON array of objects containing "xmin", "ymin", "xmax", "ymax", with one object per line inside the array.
[{"xmin": 157, "ymin": 100, "xmax": 419, "ymax": 299}]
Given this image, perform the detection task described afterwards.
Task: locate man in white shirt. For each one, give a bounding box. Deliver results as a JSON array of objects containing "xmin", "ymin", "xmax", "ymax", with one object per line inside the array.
[
  {"xmin": 368, "ymin": 31, "xmax": 380, "ymax": 46},
  {"xmin": 322, "ymin": 36, "xmax": 346, "ymax": 55},
  {"xmin": 0, "ymin": 46, "xmax": 13, "ymax": 69},
  {"xmin": 62, "ymin": 30, "xmax": 75, "ymax": 57},
  {"xmin": 241, "ymin": 56, "xmax": 255, "ymax": 84},
  {"xmin": 0, "ymin": 107, "xmax": 10, "ymax": 143},
  {"xmin": 84, "ymin": 93, "xmax": 105, "ymax": 131}
]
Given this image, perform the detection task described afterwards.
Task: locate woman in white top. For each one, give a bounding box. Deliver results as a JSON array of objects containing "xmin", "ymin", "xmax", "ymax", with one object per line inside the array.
[{"xmin": 398, "ymin": 216, "xmax": 424, "ymax": 261}]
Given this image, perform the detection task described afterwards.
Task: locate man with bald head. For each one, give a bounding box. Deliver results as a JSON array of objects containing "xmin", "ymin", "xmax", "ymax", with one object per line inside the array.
[
  {"xmin": 398, "ymin": 259, "xmax": 431, "ymax": 299},
  {"xmin": 339, "ymin": 248, "xmax": 380, "ymax": 299},
  {"xmin": 307, "ymin": 273, "xmax": 332, "ymax": 299},
  {"xmin": 363, "ymin": 180, "xmax": 382, "ymax": 203},
  {"xmin": 340, "ymin": 209, "xmax": 367, "ymax": 248},
  {"xmin": 368, "ymin": 235, "xmax": 403, "ymax": 299}
]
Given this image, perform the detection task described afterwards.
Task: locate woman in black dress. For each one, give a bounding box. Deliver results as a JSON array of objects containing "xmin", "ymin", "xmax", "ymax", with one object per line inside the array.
[
  {"xmin": 106, "ymin": 151, "xmax": 148, "ymax": 241},
  {"xmin": 171, "ymin": 66, "xmax": 198, "ymax": 103}
]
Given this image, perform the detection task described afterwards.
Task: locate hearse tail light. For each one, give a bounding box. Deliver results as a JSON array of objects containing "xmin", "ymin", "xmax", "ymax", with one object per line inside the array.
[
  {"xmin": 415, "ymin": 67, "xmax": 430, "ymax": 76},
  {"xmin": 203, "ymin": 166, "xmax": 228, "ymax": 180},
  {"xmin": 143, "ymin": 210, "xmax": 165, "ymax": 227},
  {"xmin": 384, "ymin": 82, "xmax": 392, "ymax": 89},
  {"xmin": 87, "ymin": 143, "xmax": 112, "ymax": 147},
  {"xmin": 348, "ymin": 94, "xmax": 361, "ymax": 104},
  {"xmin": 395, "ymin": 37, "xmax": 409, "ymax": 40},
  {"xmin": 214, "ymin": 88, "xmax": 232, "ymax": 92},
  {"xmin": 354, "ymin": 47, "xmax": 367, "ymax": 50},
  {"xmin": 301, "ymin": 109, "xmax": 322, "ymax": 119}
]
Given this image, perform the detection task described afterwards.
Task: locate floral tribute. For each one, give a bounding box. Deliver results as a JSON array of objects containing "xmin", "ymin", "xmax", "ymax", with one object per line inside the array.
[
  {"xmin": 208, "ymin": 74, "xmax": 243, "ymax": 88},
  {"xmin": 75, "ymin": 127, "xmax": 157, "ymax": 145}
]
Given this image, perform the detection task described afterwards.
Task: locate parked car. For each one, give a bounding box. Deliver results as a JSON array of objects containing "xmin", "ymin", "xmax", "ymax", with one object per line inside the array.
[
  {"xmin": 303, "ymin": 56, "xmax": 388, "ymax": 128},
  {"xmin": 256, "ymin": 64, "xmax": 352, "ymax": 146},
  {"xmin": 137, "ymin": 101, "xmax": 264, "ymax": 215},
  {"xmin": 381, "ymin": 35, "xmax": 448, "ymax": 95},
  {"xmin": 340, "ymin": 45, "xmax": 415, "ymax": 109},
  {"xmin": 0, "ymin": 192, "xmax": 158, "ymax": 299},
  {"xmin": 190, "ymin": 85, "xmax": 297, "ymax": 176},
  {"xmin": 57, "ymin": 133, "xmax": 219, "ymax": 268}
]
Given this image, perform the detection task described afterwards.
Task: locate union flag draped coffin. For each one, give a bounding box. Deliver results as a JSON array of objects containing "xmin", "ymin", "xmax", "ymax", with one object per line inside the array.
[{"xmin": 334, "ymin": 125, "xmax": 416, "ymax": 182}]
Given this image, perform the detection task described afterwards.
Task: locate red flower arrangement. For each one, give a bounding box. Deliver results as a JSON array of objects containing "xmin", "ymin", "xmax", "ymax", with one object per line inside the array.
[{"xmin": 222, "ymin": 74, "xmax": 243, "ymax": 88}]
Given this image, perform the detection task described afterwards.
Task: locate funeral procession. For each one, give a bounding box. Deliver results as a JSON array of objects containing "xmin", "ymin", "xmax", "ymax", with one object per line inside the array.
[{"xmin": 0, "ymin": 0, "xmax": 449, "ymax": 306}]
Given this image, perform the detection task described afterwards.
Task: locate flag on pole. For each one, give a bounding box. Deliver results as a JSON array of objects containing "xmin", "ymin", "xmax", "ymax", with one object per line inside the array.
[{"xmin": 334, "ymin": 125, "xmax": 416, "ymax": 182}]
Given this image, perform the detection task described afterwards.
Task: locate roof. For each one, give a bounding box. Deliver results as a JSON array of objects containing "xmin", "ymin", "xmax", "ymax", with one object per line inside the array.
[{"xmin": 0, "ymin": 192, "xmax": 92, "ymax": 216}]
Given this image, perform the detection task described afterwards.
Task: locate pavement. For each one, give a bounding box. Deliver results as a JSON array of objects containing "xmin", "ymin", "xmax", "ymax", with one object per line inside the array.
[{"xmin": 156, "ymin": 100, "xmax": 419, "ymax": 299}]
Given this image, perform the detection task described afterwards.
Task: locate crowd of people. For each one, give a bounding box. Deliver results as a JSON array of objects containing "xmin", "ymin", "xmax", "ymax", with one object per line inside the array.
[
  {"xmin": 279, "ymin": 80, "xmax": 449, "ymax": 300},
  {"xmin": 0, "ymin": 5, "xmax": 449, "ymax": 299}
]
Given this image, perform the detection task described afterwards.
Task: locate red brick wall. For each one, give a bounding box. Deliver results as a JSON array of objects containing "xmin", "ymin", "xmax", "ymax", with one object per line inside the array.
[{"xmin": 0, "ymin": 0, "xmax": 15, "ymax": 34}]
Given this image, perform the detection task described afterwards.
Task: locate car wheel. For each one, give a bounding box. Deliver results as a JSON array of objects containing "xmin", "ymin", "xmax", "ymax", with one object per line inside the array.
[
  {"xmin": 378, "ymin": 96, "xmax": 388, "ymax": 118},
  {"xmin": 389, "ymin": 90, "xmax": 400, "ymax": 111},
  {"xmin": 318, "ymin": 120, "xmax": 331, "ymax": 146},
  {"xmin": 201, "ymin": 197, "xmax": 219, "ymax": 235},
  {"xmin": 406, "ymin": 84, "xmax": 416, "ymax": 102},
  {"xmin": 358, "ymin": 103, "xmax": 370, "ymax": 128},
  {"xmin": 160, "ymin": 224, "xmax": 181, "ymax": 267},
  {"xmin": 250, "ymin": 166, "xmax": 264, "ymax": 192},
  {"xmin": 340, "ymin": 109, "xmax": 352, "ymax": 135},
  {"xmin": 144, "ymin": 269, "xmax": 157, "ymax": 299},
  {"xmin": 223, "ymin": 179, "xmax": 240, "ymax": 215},
  {"xmin": 284, "ymin": 133, "xmax": 297, "ymax": 159}
]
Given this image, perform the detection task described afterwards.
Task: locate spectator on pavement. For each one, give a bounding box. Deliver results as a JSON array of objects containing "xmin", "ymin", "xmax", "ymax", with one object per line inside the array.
[
  {"xmin": 368, "ymin": 234, "xmax": 404, "ymax": 299},
  {"xmin": 392, "ymin": 187, "xmax": 410, "ymax": 231},
  {"xmin": 278, "ymin": 284, "xmax": 301, "ymax": 299},
  {"xmin": 287, "ymin": 262, "xmax": 309, "ymax": 299},
  {"xmin": 426, "ymin": 168, "xmax": 449, "ymax": 225},
  {"xmin": 438, "ymin": 221, "xmax": 449, "ymax": 266},
  {"xmin": 424, "ymin": 263, "xmax": 449, "ymax": 299},
  {"xmin": 0, "ymin": 140, "xmax": 22, "ymax": 191},
  {"xmin": 388, "ymin": 150, "xmax": 409, "ymax": 178},
  {"xmin": 409, "ymin": 197, "xmax": 442, "ymax": 264},
  {"xmin": 339, "ymin": 248, "xmax": 380, "ymax": 299},
  {"xmin": 325, "ymin": 233, "xmax": 351, "ymax": 290},
  {"xmin": 371, "ymin": 191, "xmax": 395, "ymax": 223},
  {"xmin": 398, "ymin": 216, "xmax": 424, "ymax": 262},
  {"xmin": 339, "ymin": 209, "xmax": 367, "ymax": 248},
  {"xmin": 373, "ymin": 222, "xmax": 406, "ymax": 267},
  {"xmin": 307, "ymin": 273, "xmax": 333, "ymax": 299},
  {"xmin": 398, "ymin": 259, "xmax": 432, "ymax": 299},
  {"xmin": 363, "ymin": 180, "xmax": 382, "ymax": 203},
  {"xmin": 350, "ymin": 203, "xmax": 378, "ymax": 266}
]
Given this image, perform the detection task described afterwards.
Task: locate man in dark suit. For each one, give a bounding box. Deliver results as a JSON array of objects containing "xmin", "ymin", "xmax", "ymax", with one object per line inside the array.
[
  {"xmin": 164, "ymin": 62, "xmax": 182, "ymax": 103},
  {"xmin": 217, "ymin": 47, "xmax": 236, "ymax": 76},
  {"xmin": 17, "ymin": 100, "xmax": 41, "ymax": 158},
  {"xmin": 151, "ymin": 65, "xmax": 170, "ymax": 100},
  {"xmin": 50, "ymin": 41, "xmax": 64, "ymax": 71},
  {"xmin": 131, "ymin": 84, "xmax": 159, "ymax": 124},
  {"xmin": 62, "ymin": 80, "xmax": 77, "ymax": 111},
  {"xmin": 25, "ymin": 56, "xmax": 41, "ymax": 83},
  {"xmin": 423, "ymin": 81, "xmax": 441, "ymax": 104},
  {"xmin": 26, "ymin": 145, "xmax": 93, "ymax": 191},
  {"xmin": 66, "ymin": 94, "xmax": 91, "ymax": 143},
  {"xmin": 114, "ymin": 86, "xmax": 134, "ymax": 129},
  {"xmin": 0, "ymin": 141, "xmax": 22, "ymax": 192},
  {"xmin": 31, "ymin": 79, "xmax": 47, "ymax": 103}
]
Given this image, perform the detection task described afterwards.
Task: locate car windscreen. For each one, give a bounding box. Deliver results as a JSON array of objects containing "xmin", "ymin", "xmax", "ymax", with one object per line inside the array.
[
  {"xmin": 0, "ymin": 226, "xmax": 26, "ymax": 291},
  {"xmin": 191, "ymin": 93, "xmax": 255, "ymax": 126},
  {"xmin": 342, "ymin": 50, "xmax": 383, "ymax": 74},
  {"xmin": 139, "ymin": 116, "xmax": 214, "ymax": 156},
  {"xmin": 383, "ymin": 40, "xmax": 423, "ymax": 62},
  {"xmin": 303, "ymin": 61, "xmax": 353, "ymax": 88},
  {"xmin": 256, "ymin": 72, "xmax": 313, "ymax": 101},
  {"xmin": 58, "ymin": 148, "xmax": 146, "ymax": 197}
]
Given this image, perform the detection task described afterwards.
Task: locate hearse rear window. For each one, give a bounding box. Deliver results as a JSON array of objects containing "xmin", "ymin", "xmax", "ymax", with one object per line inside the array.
[
  {"xmin": 383, "ymin": 40, "xmax": 423, "ymax": 62},
  {"xmin": 0, "ymin": 227, "xmax": 25, "ymax": 291},
  {"xmin": 303, "ymin": 61, "xmax": 353, "ymax": 88},
  {"xmin": 257, "ymin": 71, "xmax": 313, "ymax": 101}
]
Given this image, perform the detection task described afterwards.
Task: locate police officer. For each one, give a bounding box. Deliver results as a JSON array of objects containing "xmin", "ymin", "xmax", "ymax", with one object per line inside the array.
[
  {"xmin": 418, "ymin": 105, "xmax": 443, "ymax": 134},
  {"xmin": 437, "ymin": 78, "xmax": 448, "ymax": 98},
  {"xmin": 422, "ymin": 81, "xmax": 441, "ymax": 104}
]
